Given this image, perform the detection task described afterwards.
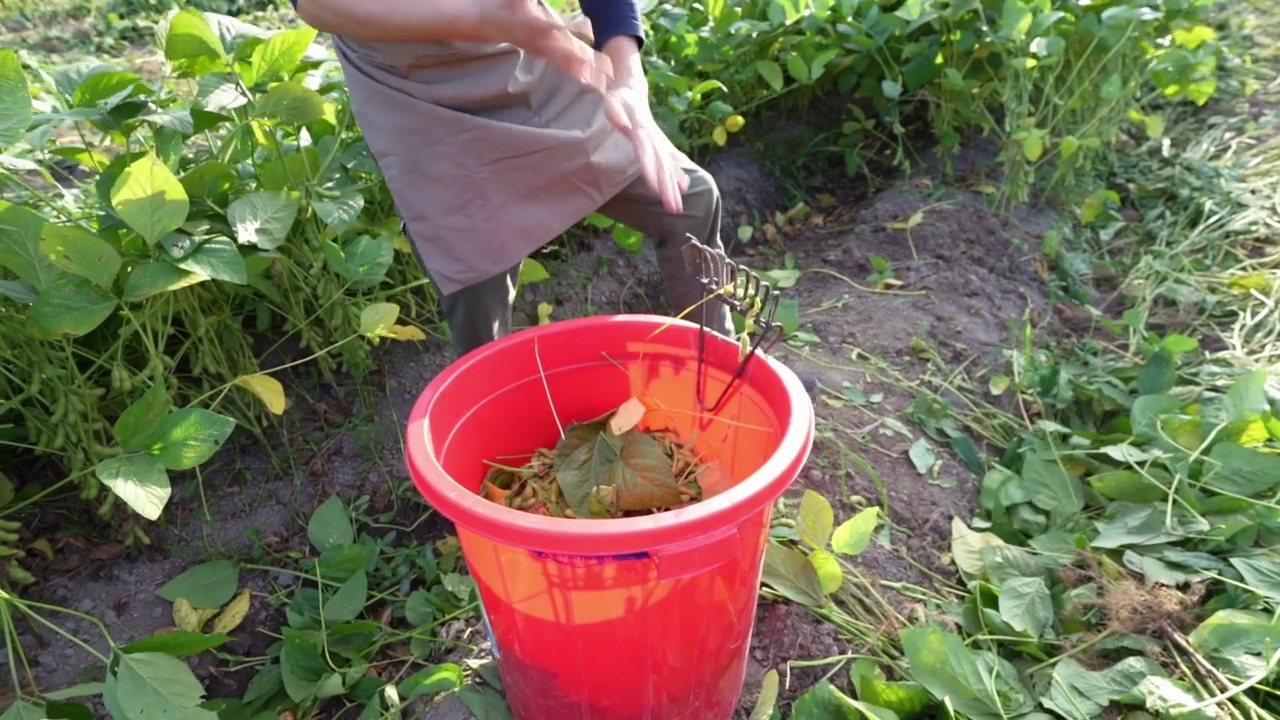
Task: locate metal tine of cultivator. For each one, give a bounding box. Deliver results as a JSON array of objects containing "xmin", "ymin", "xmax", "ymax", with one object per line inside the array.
[{"xmin": 681, "ymin": 236, "xmax": 785, "ymax": 414}]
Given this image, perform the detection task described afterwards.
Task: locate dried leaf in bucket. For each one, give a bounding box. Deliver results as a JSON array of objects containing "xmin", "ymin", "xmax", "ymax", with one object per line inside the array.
[{"xmin": 480, "ymin": 398, "xmax": 726, "ymax": 518}]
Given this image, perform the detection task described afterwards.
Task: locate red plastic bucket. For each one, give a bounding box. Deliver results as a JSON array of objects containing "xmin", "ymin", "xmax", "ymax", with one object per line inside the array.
[{"xmin": 404, "ymin": 314, "xmax": 814, "ymax": 719}]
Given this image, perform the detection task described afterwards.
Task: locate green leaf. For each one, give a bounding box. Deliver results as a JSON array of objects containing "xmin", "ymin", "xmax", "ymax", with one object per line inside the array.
[
  {"xmin": 1228, "ymin": 555, "xmax": 1280, "ymax": 602},
  {"xmin": 518, "ymin": 258, "xmax": 551, "ymax": 287},
  {"xmin": 853, "ymin": 674, "xmax": 933, "ymax": 720},
  {"xmin": 881, "ymin": 79, "xmax": 903, "ymax": 100},
  {"xmin": 399, "ymin": 663, "xmax": 465, "ymax": 701},
  {"xmin": 0, "ymin": 50, "xmax": 32, "ymax": 148},
  {"xmin": 1188, "ymin": 609, "xmax": 1280, "ymax": 660},
  {"xmin": 756, "ymin": 60, "xmax": 785, "ymax": 91},
  {"xmin": 120, "ymin": 631, "xmax": 233, "ymax": 657},
  {"xmin": 785, "ymin": 53, "xmax": 811, "ymax": 82},
  {"xmin": 96, "ymin": 455, "xmax": 171, "ymax": 521},
  {"xmin": 156, "ymin": 559, "xmax": 240, "ymax": 609},
  {"xmin": 150, "ymin": 408, "xmax": 237, "ymax": 471},
  {"xmin": 748, "ymin": 669, "xmax": 780, "ymax": 720},
  {"xmin": 1059, "ymin": 135, "xmax": 1080, "ymax": 159},
  {"xmin": 0, "ymin": 200, "xmax": 59, "ymax": 289},
  {"xmin": 791, "ymin": 681, "xmax": 859, "ymax": 719},
  {"xmin": 254, "ymin": 82, "xmax": 327, "ymax": 124},
  {"xmin": 797, "ymin": 489, "xmax": 834, "ymax": 549},
  {"xmin": 25, "ymin": 274, "xmax": 117, "ymax": 339},
  {"xmin": 359, "ymin": 302, "xmax": 399, "ymax": 337},
  {"xmin": 404, "ymin": 589, "xmax": 437, "ymax": 627},
  {"xmin": 122, "ymin": 260, "xmax": 205, "ymax": 302},
  {"xmin": 228, "ymin": 191, "xmax": 300, "ymax": 250},
  {"xmin": 997, "ymin": 576, "xmax": 1052, "ymax": 637},
  {"xmin": 327, "ymin": 233, "xmax": 394, "ymax": 289},
  {"xmin": 458, "ymin": 685, "xmax": 515, "ymax": 720},
  {"xmin": 110, "ymin": 153, "xmax": 190, "ymax": 245},
  {"xmin": 1133, "ymin": 676, "xmax": 1215, "ymax": 720},
  {"xmin": 0, "ymin": 700, "xmax": 45, "ymax": 720},
  {"xmin": 165, "ymin": 9, "xmax": 227, "ymax": 65},
  {"xmin": 0, "ymin": 279, "xmax": 36, "ymax": 303},
  {"xmin": 1021, "ymin": 439, "xmax": 1083, "ymax": 518},
  {"xmin": 116, "ymin": 651, "xmax": 217, "ymax": 719},
  {"xmin": 40, "ymin": 224, "xmax": 121, "ymax": 289},
  {"xmin": 760, "ymin": 542, "xmax": 826, "ymax": 607},
  {"xmin": 281, "ymin": 628, "xmax": 327, "ymax": 700},
  {"xmin": 1041, "ymin": 657, "xmax": 1167, "ymax": 720},
  {"xmin": 831, "ymin": 506, "xmax": 879, "ymax": 556},
  {"xmin": 312, "ymin": 189, "xmax": 365, "ymax": 232},
  {"xmin": 114, "ymin": 384, "xmax": 172, "ymax": 452},
  {"xmin": 250, "ymin": 27, "xmax": 318, "ymax": 85},
  {"xmin": 175, "ymin": 237, "xmax": 247, "ymax": 285},
  {"xmin": 308, "ymin": 495, "xmax": 355, "ymax": 552},
  {"xmin": 1224, "ymin": 369, "xmax": 1271, "ymax": 423},
  {"xmin": 1089, "ymin": 469, "xmax": 1168, "ymax": 503},
  {"xmin": 900, "ymin": 627, "xmax": 1029, "ymax": 719},
  {"xmin": 322, "ymin": 569, "xmax": 367, "ymax": 623},
  {"xmin": 1136, "ymin": 347, "xmax": 1177, "ymax": 395},
  {"xmin": 908, "ymin": 438, "xmax": 936, "ymax": 474},
  {"xmin": 1203, "ymin": 442, "xmax": 1280, "ymax": 496}
]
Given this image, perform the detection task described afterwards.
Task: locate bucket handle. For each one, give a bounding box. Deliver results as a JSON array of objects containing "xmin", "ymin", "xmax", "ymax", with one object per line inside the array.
[{"xmin": 681, "ymin": 236, "xmax": 785, "ymax": 414}]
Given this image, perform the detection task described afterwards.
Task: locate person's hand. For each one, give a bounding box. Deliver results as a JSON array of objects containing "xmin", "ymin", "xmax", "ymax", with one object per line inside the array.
[
  {"xmin": 484, "ymin": 0, "xmax": 613, "ymax": 93},
  {"xmin": 603, "ymin": 81, "xmax": 689, "ymax": 215}
]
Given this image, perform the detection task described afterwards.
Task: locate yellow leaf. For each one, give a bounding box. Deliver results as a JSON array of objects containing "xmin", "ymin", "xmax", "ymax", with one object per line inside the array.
[
  {"xmin": 724, "ymin": 114, "xmax": 746, "ymax": 133},
  {"xmin": 712, "ymin": 125, "xmax": 728, "ymax": 147},
  {"xmin": 210, "ymin": 588, "xmax": 251, "ymax": 635},
  {"xmin": 196, "ymin": 606, "xmax": 219, "ymax": 629},
  {"xmin": 393, "ymin": 235, "xmax": 413, "ymax": 254},
  {"xmin": 809, "ymin": 550, "xmax": 844, "ymax": 594},
  {"xmin": 173, "ymin": 597, "xmax": 201, "ymax": 633},
  {"xmin": 235, "ymin": 374, "xmax": 286, "ymax": 415},
  {"xmin": 536, "ymin": 302, "xmax": 554, "ymax": 325},
  {"xmin": 380, "ymin": 324, "xmax": 426, "ymax": 342},
  {"xmin": 29, "ymin": 538, "xmax": 54, "ymax": 560},
  {"xmin": 609, "ymin": 396, "xmax": 646, "ymax": 435}
]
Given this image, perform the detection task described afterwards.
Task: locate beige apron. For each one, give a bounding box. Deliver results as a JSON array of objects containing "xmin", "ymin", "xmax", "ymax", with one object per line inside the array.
[{"xmin": 333, "ymin": 35, "xmax": 640, "ymax": 296}]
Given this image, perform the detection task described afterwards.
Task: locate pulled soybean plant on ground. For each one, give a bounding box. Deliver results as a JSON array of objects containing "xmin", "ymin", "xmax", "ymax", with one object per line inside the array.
[{"xmin": 480, "ymin": 397, "xmax": 733, "ymax": 519}]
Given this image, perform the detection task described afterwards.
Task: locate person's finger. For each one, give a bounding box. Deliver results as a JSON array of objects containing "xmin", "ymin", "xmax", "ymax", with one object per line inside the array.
[{"xmin": 515, "ymin": 12, "xmax": 611, "ymax": 91}]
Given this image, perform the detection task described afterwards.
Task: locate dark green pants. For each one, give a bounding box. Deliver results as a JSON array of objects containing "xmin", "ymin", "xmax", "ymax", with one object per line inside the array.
[{"xmin": 407, "ymin": 157, "xmax": 734, "ymax": 357}]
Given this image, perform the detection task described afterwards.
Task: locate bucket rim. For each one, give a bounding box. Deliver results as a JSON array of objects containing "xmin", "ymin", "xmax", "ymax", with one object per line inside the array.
[{"xmin": 403, "ymin": 314, "xmax": 816, "ymax": 556}]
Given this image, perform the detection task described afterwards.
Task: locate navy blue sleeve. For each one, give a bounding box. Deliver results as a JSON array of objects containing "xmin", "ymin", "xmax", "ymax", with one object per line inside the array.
[{"xmin": 579, "ymin": 0, "xmax": 645, "ymax": 51}]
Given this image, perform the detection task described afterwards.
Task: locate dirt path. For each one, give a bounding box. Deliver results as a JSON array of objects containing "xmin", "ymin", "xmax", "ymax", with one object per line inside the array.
[{"xmin": 9, "ymin": 150, "xmax": 1061, "ymax": 717}]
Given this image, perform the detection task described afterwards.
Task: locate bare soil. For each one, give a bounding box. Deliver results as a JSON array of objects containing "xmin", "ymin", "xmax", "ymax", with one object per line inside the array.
[{"xmin": 6, "ymin": 143, "xmax": 1061, "ymax": 718}]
